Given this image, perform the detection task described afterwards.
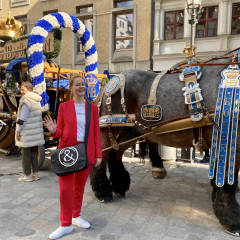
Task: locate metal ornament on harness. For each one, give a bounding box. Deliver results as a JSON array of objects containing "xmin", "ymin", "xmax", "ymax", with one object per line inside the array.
[
  {"xmin": 100, "ymin": 114, "xmax": 136, "ymax": 127},
  {"xmin": 179, "ymin": 65, "xmax": 203, "ymax": 122},
  {"xmin": 141, "ymin": 72, "xmax": 165, "ymax": 121},
  {"xmin": 141, "ymin": 105, "xmax": 162, "ymax": 121},
  {"xmin": 209, "ymin": 64, "xmax": 240, "ymax": 187},
  {"xmin": 98, "ymin": 74, "xmax": 136, "ymax": 150},
  {"xmin": 105, "ymin": 75, "xmax": 122, "ymax": 95},
  {"xmin": 99, "ymin": 74, "xmax": 135, "ymax": 126}
]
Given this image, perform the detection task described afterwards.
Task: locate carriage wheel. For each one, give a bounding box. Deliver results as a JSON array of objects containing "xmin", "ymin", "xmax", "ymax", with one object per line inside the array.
[{"xmin": 38, "ymin": 145, "xmax": 46, "ymax": 169}]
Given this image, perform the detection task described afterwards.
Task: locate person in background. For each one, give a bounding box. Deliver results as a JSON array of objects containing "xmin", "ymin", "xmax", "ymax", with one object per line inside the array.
[
  {"xmin": 130, "ymin": 144, "xmax": 138, "ymax": 158},
  {"xmin": 43, "ymin": 75, "xmax": 102, "ymax": 240},
  {"xmin": 16, "ymin": 81, "xmax": 45, "ymax": 182}
]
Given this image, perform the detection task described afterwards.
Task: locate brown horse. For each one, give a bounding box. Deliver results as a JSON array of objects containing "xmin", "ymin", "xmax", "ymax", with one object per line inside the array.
[{"xmin": 90, "ymin": 57, "xmax": 240, "ymax": 235}]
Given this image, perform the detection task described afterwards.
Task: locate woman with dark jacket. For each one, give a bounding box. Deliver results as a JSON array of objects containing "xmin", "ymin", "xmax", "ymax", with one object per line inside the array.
[{"xmin": 43, "ymin": 75, "xmax": 102, "ymax": 239}]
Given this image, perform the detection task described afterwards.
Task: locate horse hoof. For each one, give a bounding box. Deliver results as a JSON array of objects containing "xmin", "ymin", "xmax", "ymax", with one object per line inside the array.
[
  {"xmin": 225, "ymin": 229, "xmax": 240, "ymax": 237},
  {"xmin": 152, "ymin": 171, "xmax": 166, "ymax": 179},
  {"xmin": 97, "ymin": 195, "xmax": 113, "ymax": 203},
  {"xmin": 113, "ymin": 191, "xmax": 125, "ymax": 198},
  {"xmin": 151, "ymin": 168, "xmax": 167, "ymax": 179}
]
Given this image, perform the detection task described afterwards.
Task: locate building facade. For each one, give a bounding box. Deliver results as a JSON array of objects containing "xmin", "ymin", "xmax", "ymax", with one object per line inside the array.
[
  {"xmin": 0, "ymin": 0, "xmax": 153, "ymax": 74},
  {"xmin": 153, "ymin": 0, "xmax": 240, "ymax": 71}
]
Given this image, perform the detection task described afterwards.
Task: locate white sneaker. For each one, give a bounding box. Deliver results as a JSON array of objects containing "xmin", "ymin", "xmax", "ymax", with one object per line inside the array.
[
  {"xmin": 49, "ymin": 225, "xmax": 73, "ymax": 239},
  {"xmin": 72, "ymin": 216, "xmax": 90, "ymax": 229},
  {"xmin": 18, "ymin": 174, "xmax": 33, "ymax": 182},
  {"xmin": 32, "ymin": 173, "xmax": 40, "ymax": 181}
]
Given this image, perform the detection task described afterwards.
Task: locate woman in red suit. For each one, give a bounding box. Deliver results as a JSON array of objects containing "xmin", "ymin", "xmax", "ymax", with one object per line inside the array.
[{"xmin": 43, "ymin": 75, "xmax": 102, "ymax": 239}]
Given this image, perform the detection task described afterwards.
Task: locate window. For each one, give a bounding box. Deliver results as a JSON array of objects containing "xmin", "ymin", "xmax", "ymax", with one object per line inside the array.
[
  {"xmin": 15, "ymin": 15, "xmax": 28, "ymax": 35},
  {"xmin": 232, "ymin": 3, "xmax": 240, "ymax": 35},
  {"xmin": 76, "ymin": 5, "xmax": 94, "ymax": 54},
  {"xmin": 114, "ymin": 11, "xmax": 133, "ymax": 50},
  {"xmin": 112, "ymin": 1, "xmax": 134, "ymax": 52},
  {"xmin": 43, "ymin": 9, "xmax": 58, "ymax": 16},
  {"xmin": 115, "ymin": 12, "xmax": 133, "ymax": 50},
  {"xmin": 10, "ymin": 0, "xmax": 30, "ymax": 8},
  {"xmin": 164, "ymin": 10, "xmax": 184, "ymax": 40},
  {"xmin": 76, "ymin": 5, "xmax": 93, "ymax": 14},
  {"xmin": 115, "ymin": 0, "xmax": 133, "ymax": 8},
  {"xmin": 196, "ymin": 6, "xmax": 218, "ymax": 38}
]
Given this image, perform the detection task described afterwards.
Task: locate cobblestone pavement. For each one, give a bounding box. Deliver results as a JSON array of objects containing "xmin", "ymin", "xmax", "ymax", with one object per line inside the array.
[{"xmin": 0, "ymin": 150, "xmax": 239, "ymax": 240}]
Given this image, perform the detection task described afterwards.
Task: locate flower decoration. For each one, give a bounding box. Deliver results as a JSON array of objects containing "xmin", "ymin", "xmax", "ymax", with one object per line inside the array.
[
  {"xmin": 27, "ymin": 12, "xmax": 98, "ymax": 111},
  {"xmin": 2, "ymin": 73, "xmax": 19, "ymax": 95}
]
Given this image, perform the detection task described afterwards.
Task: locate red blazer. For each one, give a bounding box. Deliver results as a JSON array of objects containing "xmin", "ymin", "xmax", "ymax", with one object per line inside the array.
[{"xmin": 52, "ymin": 99, "xmax": 102, "ymax": 165}]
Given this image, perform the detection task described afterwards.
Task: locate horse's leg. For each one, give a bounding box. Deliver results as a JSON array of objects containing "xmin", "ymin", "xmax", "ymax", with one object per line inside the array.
[
  {"xmin": 211, "ymin": 152, "xmax": 240, "ymax": 235},
  {"xmin": 108, "ymin": 147, "xmax": 130, "ymax": 196},
  {"xmin": 90, "ymin": 128, "xmax": 121, "ymax": 202},
  {"xmin": 90, "ymin": 149, "xmax": 113, "ymax": 202},
  {"xmin": 108, "ymin": 128, "xmax": 141, "ymax": 196},
  {"xmin": 149, "ymin": 143, "xmax": 167, "ymax": 179}
]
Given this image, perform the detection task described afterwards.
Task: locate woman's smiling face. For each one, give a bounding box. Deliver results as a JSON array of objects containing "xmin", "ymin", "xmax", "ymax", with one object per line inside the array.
[
  {"xmin": 70, "ymin": 77, "xmax": 86, "ymax": 99},
  {"xmin": 20, "ymin": 85, "xmax": 29, "ymax": 96}
]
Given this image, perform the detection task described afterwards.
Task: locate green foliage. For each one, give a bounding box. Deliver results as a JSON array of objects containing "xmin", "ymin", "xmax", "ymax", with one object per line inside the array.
[
  {"xmin": 100, "ymin": 76, "xmax": 109, "ymax": 90},
  {"xmin": 0, "ymin": 41, "xmax": 5, "ymax": 47},
  {"xmin": 11, "ymin": 34, "xmax": 30, "ymax": 42},
  {"xmin": 2, "ymin": 73, "xmax": 19, "ymax": 95},
  {"xmin": 0, "ymin": 34, "xmax": 30, "ymax": 47},
  {"xmin": 44, "ymin": 29, "xmax": 62, "ymax": 60}
]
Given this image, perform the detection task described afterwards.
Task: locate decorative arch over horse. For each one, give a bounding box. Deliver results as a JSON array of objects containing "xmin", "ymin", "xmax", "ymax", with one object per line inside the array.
[{"xmin": 27, "ymin": 12, "xmax": 98, "ymax": 111}]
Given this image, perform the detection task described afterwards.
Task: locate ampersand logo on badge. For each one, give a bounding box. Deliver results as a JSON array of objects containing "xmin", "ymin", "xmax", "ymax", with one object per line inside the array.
[{"xmin": 59, "ymin": 147, "xmax": 78, "ymax": 167}]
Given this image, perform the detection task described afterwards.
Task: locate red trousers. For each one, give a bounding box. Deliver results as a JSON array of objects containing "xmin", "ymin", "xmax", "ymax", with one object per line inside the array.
[{"xmin": 58, "ymin": 164, "xmax": 92, "ymax": 226}]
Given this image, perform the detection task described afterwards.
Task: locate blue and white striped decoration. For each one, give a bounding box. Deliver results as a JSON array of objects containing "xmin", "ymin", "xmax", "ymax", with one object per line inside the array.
[
  {"xmin": 27, "ymin": 12, "xmax": 98, "ymax": 111},
  {"xmin": 209, "ymin": 88, "xmax": 224, "ymax": 179},
  {"xmin": 228, "ymin": 88, "xmax": 240, "ymax": 184},
  {"xmin": 209, "ymin": 64, "xmax": 240, "ymax": 187},
  {"xmin": 215, "ymin": 88, "xmax": 234, "ymax": 187}
]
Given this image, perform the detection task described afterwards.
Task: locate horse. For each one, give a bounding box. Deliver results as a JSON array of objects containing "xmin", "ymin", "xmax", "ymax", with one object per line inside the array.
[{"xmin": 90, "ymin": 57, "xmax": 240, "ymax": 235}]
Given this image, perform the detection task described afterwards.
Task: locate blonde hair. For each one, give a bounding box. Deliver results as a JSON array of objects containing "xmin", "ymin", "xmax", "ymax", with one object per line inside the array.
[
  {"xmin": 69, "ymin": 75, "xmax": 85, "ymax": 99},
  {"xmin": 21, "ymin": 81, "xmax": 34, "ymax": 91}
]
